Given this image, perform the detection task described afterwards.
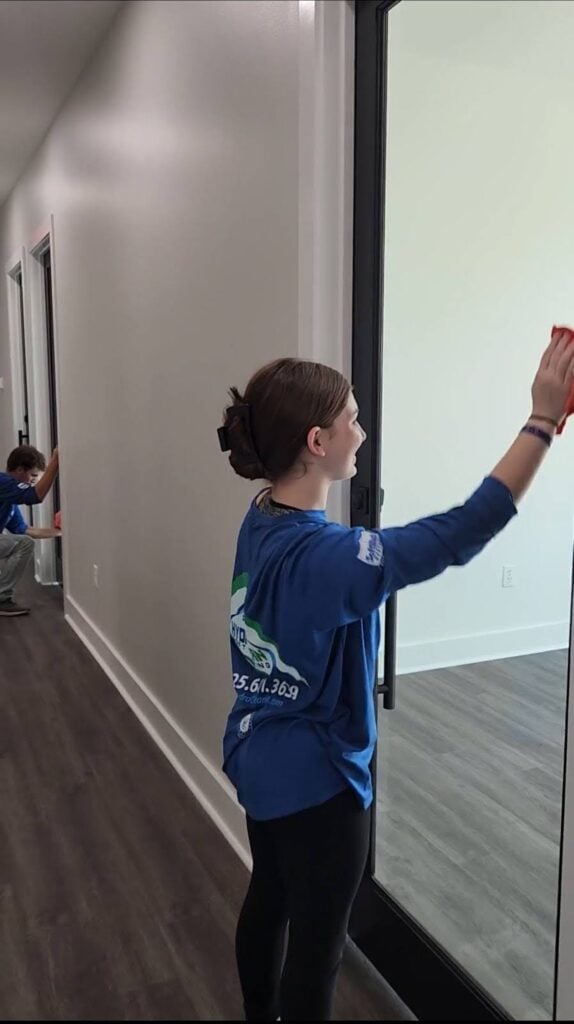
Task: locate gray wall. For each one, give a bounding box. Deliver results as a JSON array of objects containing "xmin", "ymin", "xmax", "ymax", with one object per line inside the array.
[{"xmin": 0, "ymin": 0, "xmax": 354, "ymax": 859}]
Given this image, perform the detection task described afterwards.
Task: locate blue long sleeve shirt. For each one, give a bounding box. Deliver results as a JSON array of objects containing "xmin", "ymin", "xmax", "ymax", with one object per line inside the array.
[
  {"xmin": 222, "ymin": 476, "xmax": 517, "ymax": 820},
  {"xmin": 0, "ymin": 472, "xmax": 40, "ymax": 534}
]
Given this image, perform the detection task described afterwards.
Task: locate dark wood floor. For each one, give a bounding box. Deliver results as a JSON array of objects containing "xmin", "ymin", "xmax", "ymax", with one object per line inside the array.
[
  {"xmin": 0, "ymin": 575, "xmax": 412, "ymax": 1022},
  {"xmin": 377, "ymin": 651, "xmax": 567, "ymax": 1021}
]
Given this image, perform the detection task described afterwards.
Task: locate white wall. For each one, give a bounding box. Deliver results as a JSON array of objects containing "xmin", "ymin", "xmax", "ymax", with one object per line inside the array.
[
  {"xmin": 0, "ymin": 0, "xmax": 354, "ymax": 862},
  {"xmin": 381, "ymin": 0, "xmax": 574, "ymax": 673}
]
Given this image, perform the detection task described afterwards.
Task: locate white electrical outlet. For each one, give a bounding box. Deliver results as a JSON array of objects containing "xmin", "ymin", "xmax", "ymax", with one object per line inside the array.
[
  {"xmin": 93, "ymin": 564, "xmax": 99, "ymax": 588},
  {"xmin": 502, "ymin": 565, "xmax": 515, "ymax": 588}
]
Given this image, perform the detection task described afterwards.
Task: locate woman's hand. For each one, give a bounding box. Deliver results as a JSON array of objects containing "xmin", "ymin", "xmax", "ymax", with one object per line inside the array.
[{"xmin": 531, "ymin": 327, "xmax": 574, "ymax": 423}]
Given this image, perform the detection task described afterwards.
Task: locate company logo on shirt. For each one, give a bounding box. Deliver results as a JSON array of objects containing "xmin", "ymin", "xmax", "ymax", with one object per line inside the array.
[
  {"xmin": 238, "ymin": 713, "xmax": 253, "ymax": 737},
  {"xmin": 17, "ymin": 483, "xmax": 30, "ymax": 490},
  {"xmin": 357, "ymin": 530, "xmax": 384, "ymax": 567},
  {"xmin": 230, "ymin": 573, "xmax": 308, "ymax": 685}
]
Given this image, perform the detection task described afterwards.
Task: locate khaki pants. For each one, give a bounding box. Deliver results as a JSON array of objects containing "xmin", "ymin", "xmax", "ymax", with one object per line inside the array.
[{"xmin": 0, "ymin": 532, "xmax": 34, "ymax": 603}]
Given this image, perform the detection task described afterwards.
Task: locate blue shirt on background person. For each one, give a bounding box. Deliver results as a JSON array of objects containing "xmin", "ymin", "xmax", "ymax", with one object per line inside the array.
[
  {"xmin": 0, "ymin": 445, "xmax": 60, "ymax": 617},
  {"xmin": 0, "ymin": 471, "xmax": 41, "ymax": 533}
]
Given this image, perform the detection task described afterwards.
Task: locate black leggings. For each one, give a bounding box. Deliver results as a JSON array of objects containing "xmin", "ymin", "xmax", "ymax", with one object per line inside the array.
[{"xmin": 236, "ymin": 789, "xmax": 370, "ymax": 1021}]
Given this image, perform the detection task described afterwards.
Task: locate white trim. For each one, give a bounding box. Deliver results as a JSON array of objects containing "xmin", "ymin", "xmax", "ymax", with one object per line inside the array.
[
  {"xmin": 3, "ymin": 227, "xmax": 62, "ymax": 584},
  {"xmin": 297, "ymin": 0, "xmax": 355, "ymax": 526},
  {"xmin": 297, "ymin": 0, "xmax": 315, "ymax": 363},
  {"xmin": 47, "ymin": 214, "xmax": 70, "ymax": 597},
  {"xmin": 556, "ymin": 574, "xmax": 574, "ymax": 1019},
  {"xmin": 65, "ymin": 592, "xmax": 251, "ymax": 870},
  {"xmin": 26, "ymin": 228, "xmax": 56, "ymax": 584},
  {"xmin": 5, "ymin": 247, "xmax": 27, "ymax": 448},
  {"xmin": 5, "ymin": 246, "xmax": 23, "ymax": 276},
  {"xmin": 29, "ymin": 222, "xmax": 52, "ymax": 257},
  {"xmin": 395, "ymin": 621, "xmax": 570, "ymax": 675}
]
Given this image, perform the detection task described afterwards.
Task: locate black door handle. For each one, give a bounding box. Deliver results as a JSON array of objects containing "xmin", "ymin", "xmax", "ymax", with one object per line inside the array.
[
  {"xmin": 18, "ymin": 428, "xmax": 29, "ymax": 445},
  {"xmin": 377, "ymin": 592, "xmax": 397, "ymax": 709}
]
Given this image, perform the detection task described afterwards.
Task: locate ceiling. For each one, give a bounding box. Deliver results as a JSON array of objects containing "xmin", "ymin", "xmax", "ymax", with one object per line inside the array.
[{"xmin": 0, "ymin": 0, "xmax": 124, "ymax": 209}]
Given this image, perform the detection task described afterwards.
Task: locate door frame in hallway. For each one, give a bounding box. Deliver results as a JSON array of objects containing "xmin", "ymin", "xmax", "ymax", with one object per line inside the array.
[
  {"xmin": 5, "ymin": 248, "xmax": 35, "ymax": 534},
  {"xmin": 5, "ymin": 247, "xmax": 31, "ymax": 451},
  {"xmin": 28, "ymin": 222, "xmax": 63, "ymax": 586},
  {"xmin": 4, "ymin": 218, "xmax": 64, "ymax": 589}
]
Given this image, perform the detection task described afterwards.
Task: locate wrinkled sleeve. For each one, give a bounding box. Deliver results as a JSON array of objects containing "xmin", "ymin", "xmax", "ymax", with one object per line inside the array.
[{"xmin": 297, "ymin": 477, "xmax": 517, "ymax": 630}]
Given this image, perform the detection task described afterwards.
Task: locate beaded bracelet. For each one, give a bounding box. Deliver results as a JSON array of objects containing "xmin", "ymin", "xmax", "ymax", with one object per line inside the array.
[{"xmin": 521, "ymin": 424, "xmax": 553, "ymax": 447}]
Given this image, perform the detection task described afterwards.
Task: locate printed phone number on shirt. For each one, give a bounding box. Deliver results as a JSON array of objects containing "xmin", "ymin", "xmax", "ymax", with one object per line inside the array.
[{"xmin": 233, "ymin": 673, "xmax": 300, "ymax": 701}]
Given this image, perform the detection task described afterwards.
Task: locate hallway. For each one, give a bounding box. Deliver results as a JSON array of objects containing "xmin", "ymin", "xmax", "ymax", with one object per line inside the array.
[{"xmin": 0, "ymin": 576, "xmax": 410, "ymax": 1021}]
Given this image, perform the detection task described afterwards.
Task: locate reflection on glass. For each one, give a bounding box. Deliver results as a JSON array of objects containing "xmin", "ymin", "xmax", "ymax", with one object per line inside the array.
[{"xmin": 375, "ymin": 1, "xmax": 574, "ymax": 1018}]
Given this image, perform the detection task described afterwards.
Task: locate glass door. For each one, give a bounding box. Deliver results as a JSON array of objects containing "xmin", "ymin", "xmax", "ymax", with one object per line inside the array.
[{"xmin": 350, "ymin": 2, "xmax": 574, "ymax": 1019}]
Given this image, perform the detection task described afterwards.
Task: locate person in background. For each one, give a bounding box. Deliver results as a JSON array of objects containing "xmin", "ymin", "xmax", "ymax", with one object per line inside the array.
[{"xmin": 0, "ymin": 444, "xmax": 61, "ymax": 617}]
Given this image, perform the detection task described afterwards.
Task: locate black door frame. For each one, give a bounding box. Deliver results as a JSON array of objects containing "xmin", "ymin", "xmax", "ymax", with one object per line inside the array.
[
  {"xmin": 41, "ymin": 246, "xmax": 63, "ymax": 585},
  {"xmin": 14, "ymin": 267, "xmax": 31, "ymax": 448},
  {"xmin": 348, "ymin": 2, "xmax": 508, "ymax": 1019}
]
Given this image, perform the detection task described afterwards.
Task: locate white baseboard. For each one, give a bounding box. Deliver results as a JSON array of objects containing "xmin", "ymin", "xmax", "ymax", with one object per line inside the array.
[
  {"xmin": 65, "ymin": 593, "xmax": 250, "ymax": 869},
  {"xmin": 63, "ymin": 601, "xmax": 567, "ymax": 871},
  {"xmin": 396, "ymin": 620, "xmax": 569, "ymax": 675}
]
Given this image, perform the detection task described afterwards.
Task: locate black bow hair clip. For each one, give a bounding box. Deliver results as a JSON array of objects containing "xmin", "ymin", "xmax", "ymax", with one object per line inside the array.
[
  {"xmin": 217, "ymin": 426, "xmax": 230, "ymax": 452},
  {"xmin": 218, "ymin": 403, "xmax": 253, "ymax": 454}
]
